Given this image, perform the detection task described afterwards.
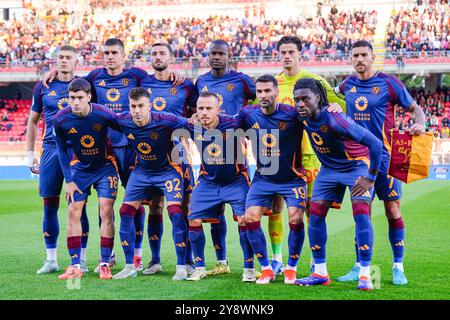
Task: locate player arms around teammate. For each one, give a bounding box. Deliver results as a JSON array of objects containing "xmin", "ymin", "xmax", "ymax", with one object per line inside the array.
[
  {"xmin": 185, "ymin": 92, "xmax": 258, "ymax": 282},
  {"xmin": 238, "ymin": 75, "xmax": 307, "ymax": 285},
  {"xmin": 53, "ymin": 78, "xmax": 120, "ymax": 280},
  {"xmin": 27, "ymin": 45, "xmax": 91, "ymax": 274},
  {"xmin": 112, "ymin": 88, "xmax": 191, "ymax": 281},
  {"xmin": 334, "ymin": 40, "xmax": 425, "ymax": 285},
  {"xmin": 292, "ymin": 78, "xmax": 382, "ymax": 291}
]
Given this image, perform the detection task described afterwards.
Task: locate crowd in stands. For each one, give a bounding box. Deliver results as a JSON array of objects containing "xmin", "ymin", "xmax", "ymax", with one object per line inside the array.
[
  {"xmin": 0, "ymin": 4, "xmax": 376, "ymax": 68},
  {"xmin": 395, "ymin": 86, "xmax": 450, "ymax": 138},
  {"xmin": 386, "ymin": 1, "xmax": 450, "ymax": 59}
]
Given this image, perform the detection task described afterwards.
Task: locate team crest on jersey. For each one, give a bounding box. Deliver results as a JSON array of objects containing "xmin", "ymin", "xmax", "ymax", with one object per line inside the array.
[
  {"xmin": 151, "ymin": 132, "xmax": 159, "ymax": 140},
  {"xmin": 93, "ymin": 123, "xmax": 102, "ymax": 132},
  {"xmin": 127, "ymin": 133, "xmax": 135, "ymax": 140},
  {"xmin": 311, "ymin": 132, "xmax": 323, "ymax": 146},
  {"xmin": 372, "ymin": 86, "xmax": 381, "ymax": 94},
  {"xmin": 121, "ymin": 78, "xmax": 129, "ymax": 86},
  {"xmin": 262, "ymin": 133, "xmax": 277, "ymax": 148},
  {"xmin": 355, "ymin": 96, "xmax": 368, "ymax": 111},
  {"xmin": 99, "ymin": 80, "xmax": 106, "ymax": 87},
  {"xmin": 278, "ymin": 121, "xmax": 287, "ymax": 130},
  {"xmin": 68, "ymin": 127, "xmax": 78, "ymax": 134},
  {"xmin": 349, "ymin": 86, "xmax": 357, "ymax": 93},
  {"xmin": 137, "ymin": 142, "xmax": 152, "ymax": 155},
  {"xmin": 207, "ymin": 143, "xmax": 222, "ymax": 157},
  {"xmin": 320, "ymin": 125, "xmax": 329, "ymax": 133},
  {"xmin": 169, "ymin": 87, "xmax": 177, "ymax": 95},
  {"xmin": 281, "ymin": 96, "xmax": 294, "ymax": 106},
  {"xmin": 80, "ymin": 135, "xmax": 95, "ymax": 148},
  {"xmin": 226, "ymin": 83, "xmax": 235, "ymax": 92},
  {"xmin": 48, "ymin": 91, "xmax": 57, "ymax": 96},
  {"xmin": 106, "ymin": 88, "xmax": 121, "ymax": 102},
  {"xmin": 57, "ymin": 98, "xmax": 70, "ymax": 110},
  {"xmin": 152, "ymin": 97, "xmax": 166, "ymax": 111}
]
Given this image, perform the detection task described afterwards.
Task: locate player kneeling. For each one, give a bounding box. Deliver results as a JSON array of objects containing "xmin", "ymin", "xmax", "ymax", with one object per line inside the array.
[
  {"xmin": 53, "ymin": 79, "xmax": 119, "ymax": 280},
  {"xmin": 185, "ymin": 93, "xmax": 258, "ymax": 282},
  {"xmin": 292, "ymin": 79, "xmax": 382, "ymax": 290}
]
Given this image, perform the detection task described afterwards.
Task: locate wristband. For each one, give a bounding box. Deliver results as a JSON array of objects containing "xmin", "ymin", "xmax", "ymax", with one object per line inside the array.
[
  {"xmin": 366, "ymin": 172, "xmax": 377, "ymax": 182},
  {"xmin": 27, "ymin": 151, "xmax": 35, "ymax": 167}
]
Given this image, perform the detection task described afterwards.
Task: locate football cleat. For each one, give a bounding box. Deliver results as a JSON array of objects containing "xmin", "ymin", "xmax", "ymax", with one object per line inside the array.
[
  {"xmin": 336, "ymin": 265, "xmax": 360, "ymax": 282},
  {"xmin": 172, "ymin": 266, "xmax": 188, "ymax": 281},
  {"xmin": 295, "ymin": 273, "xmax": 331, "ymax": 286},
  {"xmin": 94, "ymin": 256, "xmax": 116, "ymax": 273},
  {"xmin": 186, "ymin": 269, "xmax": 208, "ymax": 281},
  {"xmin": 99, "ymin": 265, "xmax": 112, "ymax": 280},
  {"xmin": 36, "ymin": 260, "xmax": 59, "ymax": 274},
  {"xmin": 112, "ymin": 265, "xmax": 137, "ymax": 279},
  {"xmin": 357, "ymin": 276, "xmax": 373, "ymax": 291},
  {"xmin": 142, "ymin": 262, "xmax": 162, "ymax": 275},
  {"xmin": 256, "ymin": 269, "xmax": 275, "ymax": 285},
  {"xmin": 242, "ymin": 268, "xmax": 259, "ymax": 282},
  {"xmin": 393, "ymin": 267, "xmax": 408, "ymax": 285},
  {"xmin": 271, "ymin": 260, "xmax": 284, "ymax": 276},
  {"xmin": 133, "ymin": 256, "xmax": 143, "ymax": 272},
  {"xmin": 186, "ymin": 262, "xmax": 196, "ymax": 277},
  {"xmin": 284, "ymin": 269, "xmax": 297, "ymax": 284},
  {"xmin": 58, "ymin": 265, "xmax": 83, "ymax": 280},
  {"xmin": 80, "ymin": 260, "xmax": 89, "ymax": 273},
  {"xmin": 206, "ymin": 261, "xmax": 230, "ymax": 276}
]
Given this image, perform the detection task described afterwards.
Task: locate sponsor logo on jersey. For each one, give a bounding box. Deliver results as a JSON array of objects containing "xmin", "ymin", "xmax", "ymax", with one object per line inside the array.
[
  {"xmin": 99, "ymin": 80, "xmax": 106, "ymax": 87},
  {"xmin": 48, "ymin": 90, "xmax": 57, "ymax": 96},
  {"xmin": 121, "ymin": 78, "xmax": 129, "ymax": 86},
  {"xmin": 169, "ymin": 87, "xmax": 177, "ymax": 95},
  {"xmin": 262, "ymin": 133, "xmax": 277, "ymax": 148},
  {"xmin": 388, "ymin": 190, "xmax": 399, "ymax": 197},
  {"xmin": 207, "ymin": 143, "xmax": 222, "ymax": 157},
  {"xmin": 68, "ymin": 127, "xmax": 78, "ymax": 134},
  {"xmin": 57, "ymin": 98, "xmax": 69, "ymax": 110},
  {"xmin": 196, "ymin": 134, "xmax": 204, "ymax": 141},
  {"xmin": 93, "ymin": 123, "xmax": 102, "ymax": 131},
  {"xmin": 355, "ymin": 96, "xmax": 368, "ymax": 111},
  {"xmin": 127, "ymin": 133, "xmax": 135, "ymax": 140},
  {"xmin": 80, "ymin": 135, "xmax": 95, "ymax": 148},
  {"xmin": 174, "ymin": 192, "xmax": 183, "ymax": 199},
  {"xmin": 106, "ymin": 88, "xmax": 121, "ymax": 102},
  {"xmin": 311, "ymin": 132, "xmax": 323, "ymax": 146},
  {"xmin": 137, "ymin": 142, "xmax": 152, "ymax": 155},
  {"xmin": 147, "ymin": 88, "xmax": 152, "ymax": 95},
  {"xmin": 349, "ymin": 86, "xmax": 357, "ymax": 93},
  {"xmin": 152, "ymin": 97, "xmax": 166, "ymax": 111},
  {"xmin": 201, "ymin": 86, "xmax": 208, "ymax": 93},
  {"xmin": 251, "ymin": 122, "xmax": 260, "ymax": 129}
]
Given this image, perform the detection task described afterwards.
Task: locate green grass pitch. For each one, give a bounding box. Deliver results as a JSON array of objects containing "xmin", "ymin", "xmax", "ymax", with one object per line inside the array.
[{"xmin": 0, "ymin": 179, "xmax": 449, "ymax": 300}]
